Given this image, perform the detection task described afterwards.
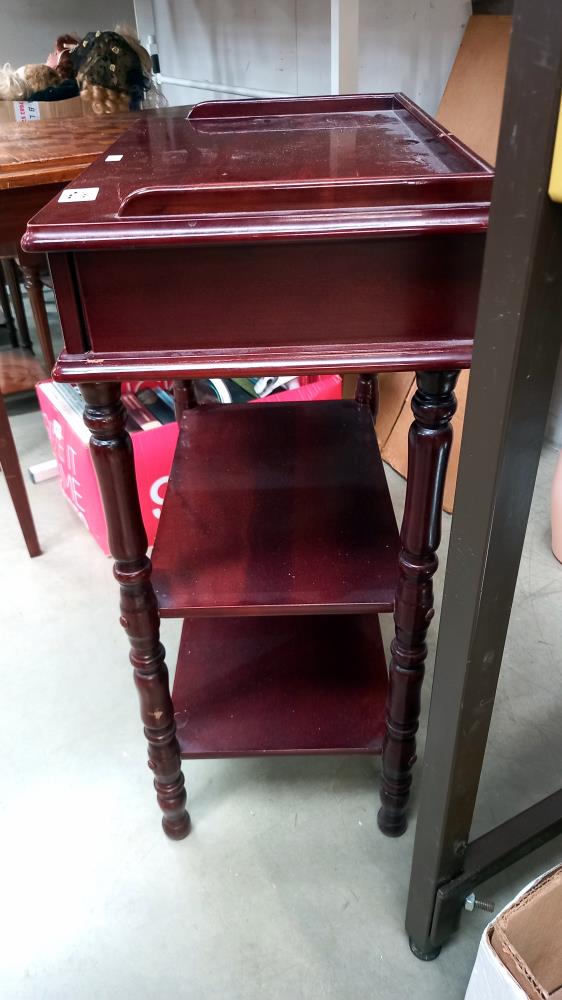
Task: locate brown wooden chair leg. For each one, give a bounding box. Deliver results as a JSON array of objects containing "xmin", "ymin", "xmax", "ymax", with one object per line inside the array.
[
  {"xmin": 2, "ymin": 259, "xmax": 33, "ymax": 351},
  {"xmin": 0, "ymin": 393, "xmax": 41, "ymax": 557},
  {"xmin": 82, "ymin": 382, "xmax": 191, "ymax": 840},
  {"xmin": 0, "ymin": 270, "xmax": 18, "ymax": 347},
  {"xmin": 173, "ymin": 378, "xmax": 197, "ymax": 422},
  {"xmin": 378, "ymin": 370, "xmax": 459, "ymax": 837},
  {"xmin": 21, "ymin": 263, "xmax": 56, "ymax": 372}
]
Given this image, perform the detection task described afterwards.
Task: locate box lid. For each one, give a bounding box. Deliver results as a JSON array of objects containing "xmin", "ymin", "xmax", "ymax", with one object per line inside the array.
[{"xmin": 23, "ymin": 93, "xmax": 493, "ymax": 252}]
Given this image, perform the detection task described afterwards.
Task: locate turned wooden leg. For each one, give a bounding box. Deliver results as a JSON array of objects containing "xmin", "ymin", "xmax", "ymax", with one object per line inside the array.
[
  {"xmin": 0, "ymin": 393, "xmax": 41, "ymax": 557},
  {"xmin": 172, "ymin": 378, "xmax": 197, "ymax": 422},
  {"xmin": 378, "ymin": 370, "xmax": 459, "ymax": 837},
  {"xmin": 2, "ymin": 259, "xmax": 32, "ymax": 351},
  {"xmin": 355, "ymin": 372, "xmax": 379, "ymax": 419},
  {"xmin": 21, "ymin": 263, "xmax": 56, "ymax": 372},
  {"xmin": 82, "ymin": 381, "xmax": 190, "ymax": 840},
  {"xmin": 0, "ymin": 270, "xmax": 18, "ymax": 346}
]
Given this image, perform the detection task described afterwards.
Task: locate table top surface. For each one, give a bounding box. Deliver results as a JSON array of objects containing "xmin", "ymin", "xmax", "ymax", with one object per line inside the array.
[
  {"xmin": 0, "ymin": 105, "xmax": 192, "ymax": 192},
  {"xmin": 24, "ymin": 93, "xmax": 492, "ymax": 253},
  {"xmin": 0, "ymin": 348, "xmax": 46, "ymax": 394}
]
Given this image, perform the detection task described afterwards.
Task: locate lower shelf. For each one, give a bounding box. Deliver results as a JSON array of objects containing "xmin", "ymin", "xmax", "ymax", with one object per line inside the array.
[{"xmin": 172, "ymin": 613, "xmax": 388, "ymax": 758}]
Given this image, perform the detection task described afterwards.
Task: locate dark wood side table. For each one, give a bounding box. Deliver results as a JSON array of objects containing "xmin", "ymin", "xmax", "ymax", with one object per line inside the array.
[{"xmin": 24, "ymin": 93, "xmax": 492, "ymax": 841}]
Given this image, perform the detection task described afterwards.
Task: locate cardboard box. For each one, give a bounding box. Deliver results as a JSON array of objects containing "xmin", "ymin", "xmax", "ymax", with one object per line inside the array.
[
  {"xmin": 0, "ymin": 95, "xmax": 83, "ymax": 122},
  {"xmin": 343, "ymin": 371, "xmax": 465, "ymax": 510},
  {"xmin": 37, "ymin": 380, "xmax": 179, "ymax": 555},
  {"xmin": 377, "ymin": 14, "xmax": 512, "ymax": 511},
  {"xmin": 466, "ymin": 865, "xmax": 562, "ymax": 1000}
]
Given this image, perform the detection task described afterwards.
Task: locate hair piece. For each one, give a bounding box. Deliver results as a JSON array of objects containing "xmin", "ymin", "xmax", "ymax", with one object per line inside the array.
[
  {"xmin": 80, "ymin": 80, "xmax": 130, "ymax": 115},
  {"xmin": 53, "ymin": 35, "xmax": 80, "ymax": 80},
  {"xmin": 71, "ymin": 29, "xmax": 151, "ymax": 113},
  {"xmin": 19, "ymin": 64, "xmax": 60, "ymax": 94},
  {"xmin": 0, "ymin": 63, "xmax": 29, "ymax": 100},
  {"xmin": 113, "ymin": 24, "xmax": 152, "ymax": 76}
]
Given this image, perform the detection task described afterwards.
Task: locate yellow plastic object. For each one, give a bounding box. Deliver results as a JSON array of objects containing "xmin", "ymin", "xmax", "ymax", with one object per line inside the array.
[{"xmin": 548, "ymin": 96, "xmax": 562, "ymax": 202}]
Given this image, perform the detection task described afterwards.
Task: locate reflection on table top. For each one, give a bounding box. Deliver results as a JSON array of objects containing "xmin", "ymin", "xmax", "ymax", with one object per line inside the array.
[{"xmin": 0, "ymin": 105, "xmax": 192, "ymax": 191}]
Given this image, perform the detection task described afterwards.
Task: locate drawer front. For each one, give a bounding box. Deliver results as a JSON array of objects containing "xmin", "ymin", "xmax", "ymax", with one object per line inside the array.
[{"xmin": 73, "ymin": 234, "xmax": 485, "ymax": 358}]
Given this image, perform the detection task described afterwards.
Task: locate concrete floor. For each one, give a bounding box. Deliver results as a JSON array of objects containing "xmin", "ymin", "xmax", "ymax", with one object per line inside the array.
[{"xmin": 1, "ymin": 306, "xmax": 561, "ymax": 998}]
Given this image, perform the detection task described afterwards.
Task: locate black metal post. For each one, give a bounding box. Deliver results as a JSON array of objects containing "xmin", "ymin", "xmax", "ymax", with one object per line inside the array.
[{"xmin": 405, "ymin": 0, "xmax": 562, "ymax": 958}]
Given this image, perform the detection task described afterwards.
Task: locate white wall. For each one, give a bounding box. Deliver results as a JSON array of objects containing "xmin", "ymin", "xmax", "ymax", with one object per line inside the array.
[
  {"xmin": 143, "ymin": 0, "xmax": 329, "ymax": 107},
  {"xmin": 141, "ymin": 0, "xmax": 469, "ymax": 115},
  {"xmin": 2, "ymin": 0, "xmax": 135, "ymax": 68},
  {"xmin": 358, "ymin": 0, "xmax": 471, "ymax": 114}
]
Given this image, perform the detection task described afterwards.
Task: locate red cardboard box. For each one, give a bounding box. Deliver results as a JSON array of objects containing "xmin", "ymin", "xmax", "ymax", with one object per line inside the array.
[
  {"xmin": 37, "ymin": 375, "xmax": 342, "ymax": 555},
  {"xmin": 37, "ymin": 380, "xmax": 179, "ymax": 554}
]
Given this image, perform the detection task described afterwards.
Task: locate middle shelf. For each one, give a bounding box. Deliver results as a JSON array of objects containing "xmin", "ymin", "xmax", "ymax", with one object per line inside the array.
[{"xmin": 152, "ymin": 398, "xmax": 400, "ymax": 617}]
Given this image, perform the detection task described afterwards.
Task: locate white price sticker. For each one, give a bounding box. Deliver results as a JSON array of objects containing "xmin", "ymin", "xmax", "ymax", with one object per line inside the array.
[
  {"xmin": 13, "ymin": 101, "xmax": 40, "ymax": 121},
  {"xmin": 58, "ymin": 187, "xmax": 100, "ymax": 203},
  {"xmin": 105, "ymin": 154, "xmax": 123, "ymax": 162}
]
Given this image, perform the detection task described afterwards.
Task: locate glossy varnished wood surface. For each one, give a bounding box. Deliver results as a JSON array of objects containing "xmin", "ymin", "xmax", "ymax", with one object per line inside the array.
[
  {"xmin": 0, "ymin": 107, "xmax": 192, "ymax": 254},
  {"xmin": 0, "ymin": 106, "xmax": 192, "ymax": 190},
  {"xmin": 35, "ymin": 95, "xmax": 488, "ymax": 837},
  {"xmin": 173, "ymin": 613, "xmax": 388, "ymax": 757},
  {"xmin": 20, "ymin": 93, "xmax": 491, "ymax": 381},
  {"xmin": 152, "ymin": 400, "xmax": 400, "ymax": 617},
  {"xmin": 0, "ymin": 184, "xmax": 63, "ymax": 249},
  {"xmin": 24, "ymin": 93, "xmax": 491, "ymax": 253},
  {"xmin": 61, "ymin": 230, "xmax": 484, "ymax": 381},
  {"xmin": 0, "ymin": 348, "xmax": 46, "ymax": 394}
]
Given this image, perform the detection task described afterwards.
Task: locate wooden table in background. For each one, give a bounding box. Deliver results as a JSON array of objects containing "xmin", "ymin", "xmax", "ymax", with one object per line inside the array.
[{"xmin": 0, "ymin": 107, "xmax": 191, "ymax": 371}]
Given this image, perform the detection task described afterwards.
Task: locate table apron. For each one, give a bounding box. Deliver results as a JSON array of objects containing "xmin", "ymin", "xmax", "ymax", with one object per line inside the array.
[{"xmin": 49, "ymin": 232, "xmax": 484, "ymax": 376}]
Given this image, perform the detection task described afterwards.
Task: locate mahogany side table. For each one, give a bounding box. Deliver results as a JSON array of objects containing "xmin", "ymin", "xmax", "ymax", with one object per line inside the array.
[{"xmin": 24, "ymin": 93, "xmax": 492, "ymax": 840}]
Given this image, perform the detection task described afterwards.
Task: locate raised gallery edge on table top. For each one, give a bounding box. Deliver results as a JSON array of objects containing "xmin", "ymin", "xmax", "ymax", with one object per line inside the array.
[{"xmin": 22, "ymin": 93, "xmax": 493, "ymax": 252}]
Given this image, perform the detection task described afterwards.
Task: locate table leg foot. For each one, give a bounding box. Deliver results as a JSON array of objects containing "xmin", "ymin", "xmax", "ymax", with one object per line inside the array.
[
  {"xmin": 377, "ymin": 804, "xmax": 407, "ymax": 838},
  {"xmin": 163, "ymin": 811, "xmax": 192, "ymax": 840}
]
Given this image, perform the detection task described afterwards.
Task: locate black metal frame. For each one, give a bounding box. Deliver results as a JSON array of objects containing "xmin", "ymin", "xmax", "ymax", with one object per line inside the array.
[{"xmin": 405, "ymin": 0, "xmax": 562, "ymax": 959}]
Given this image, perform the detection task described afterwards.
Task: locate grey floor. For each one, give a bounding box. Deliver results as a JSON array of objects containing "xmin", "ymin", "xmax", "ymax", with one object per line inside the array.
[{"xmin": 1, "ymin": 299, "xmax": 561, "ymax": 999}]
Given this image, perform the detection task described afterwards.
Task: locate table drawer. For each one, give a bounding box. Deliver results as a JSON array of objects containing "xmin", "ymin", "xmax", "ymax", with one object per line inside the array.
[{"xmin": 73, "ymin": 234, "xmax": 485, "ymax": 359}]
